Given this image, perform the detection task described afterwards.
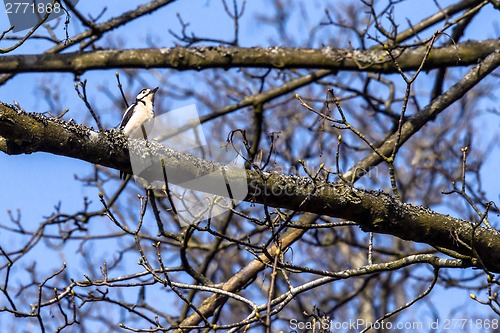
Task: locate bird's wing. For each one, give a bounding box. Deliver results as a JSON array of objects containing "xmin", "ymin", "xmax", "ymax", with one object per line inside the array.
[{"xmin": 119, "ymin": 102, "xmax": 136, "ymax": 129}]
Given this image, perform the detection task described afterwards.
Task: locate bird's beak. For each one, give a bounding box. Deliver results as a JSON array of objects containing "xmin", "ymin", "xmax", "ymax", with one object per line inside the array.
[{"xmin": 152, "ymin": 87, "xmax": 159, "ymax": 93}]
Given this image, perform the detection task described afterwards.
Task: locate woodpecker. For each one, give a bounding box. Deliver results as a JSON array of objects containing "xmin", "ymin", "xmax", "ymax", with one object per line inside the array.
[
  {"xmin": 119, "ymin": 87, "xmax": 159, "ymax": 179},
  {"xmin": 120, "ymin": 87, "xmax": 159, "ymax": 136}
]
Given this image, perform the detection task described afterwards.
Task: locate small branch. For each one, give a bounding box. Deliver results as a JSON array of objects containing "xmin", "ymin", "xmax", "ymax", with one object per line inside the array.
[
  {"xmin": 115, "ymin": 72, "xmax": 129, "ymax": 108},
  {"xmin": 74, "ymin": 80, "xmax": 104, "ymax": 131}
]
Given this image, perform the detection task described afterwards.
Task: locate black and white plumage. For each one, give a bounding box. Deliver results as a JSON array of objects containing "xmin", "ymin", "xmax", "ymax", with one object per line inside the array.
[
  {"xmin": 120, "ymin": 87, "xmax": 159, "ymax": 136},
  {"xmin": 119, "ymin": 87, "xmax": 159, "ymax": 179}
]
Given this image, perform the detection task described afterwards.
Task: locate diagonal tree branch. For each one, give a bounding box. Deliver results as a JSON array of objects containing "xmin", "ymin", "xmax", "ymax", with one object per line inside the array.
[
  {"xmin": 389, "ymin": 0, "xmax": 487, "ymax": 45},
  {"xmin": 343, "ymin": 49, "xmax": 500, "ymax": 182},
  {"xmin": 0, "ymin": 39, "xmax": 498, "ymax": 74},
  {"xmin": 1, "ymin": 97, "xmax": 500, "ymax": 274}
]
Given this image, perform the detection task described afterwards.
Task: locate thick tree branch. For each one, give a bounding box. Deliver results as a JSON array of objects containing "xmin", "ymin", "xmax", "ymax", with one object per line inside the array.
[
  {"xmin": 0, "ymin": 40, "xmax": 498, "ymax": 74},
  {"xmin": 1, "ymin": 103, "xmax": 500, "ymax": 273}
]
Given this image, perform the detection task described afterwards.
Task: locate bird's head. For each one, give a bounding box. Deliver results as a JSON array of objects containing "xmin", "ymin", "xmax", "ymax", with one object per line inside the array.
[{"xmin": 136, "ymin": 87, "xmax": 159, "ymax": 106}]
